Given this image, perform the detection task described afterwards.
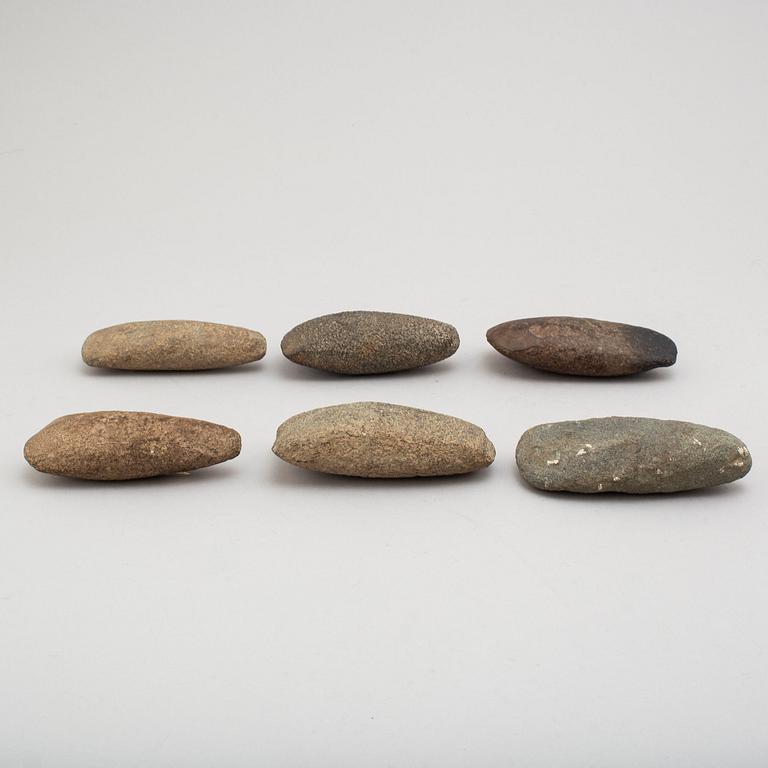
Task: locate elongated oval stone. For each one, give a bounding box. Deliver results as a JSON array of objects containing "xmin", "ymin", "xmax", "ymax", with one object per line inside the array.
[
  {"xmin": 273, "ymin": 402, "xmax": 495, "ymax": 477},
  {"xmin": 281, "ymin": 311, "xmax": 459, "ymax": 374},
  {"xmin": 516, "ymin": 417, "xmax": 751, "ymax": 493},
  {"xmin": 24, "ymin": 411, "xmax": 241, "ymax": 480},
  {"xmin": 82, "ymin": 320, "xmax": 266, "ymax": 370},
  {"xmin": 487, "ymin": 317, "xmax": 677, "ymax": 376}
]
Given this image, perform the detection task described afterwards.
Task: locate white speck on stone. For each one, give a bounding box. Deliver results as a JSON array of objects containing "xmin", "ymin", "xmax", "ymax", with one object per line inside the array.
[
  {"xmin": 738, "ymin": 446, "xmax": 749, "ymax": 457},
  {"xmin": 576, "ymin": 448, "xmax": 586, "ymax": 456},
  {"xmin": 656, "ymin": 468, "xmax": 662, "ymax": 475},
  {"xmin": 585, "ymin": 443, "xmax": 593, "ymax": 449},
  {"xmin": 732, "ymin": 460, "xmax": 745, "ymax": 467},
  {"xmin": 547, "ymin": 450, "xmax": 560, "ymax": 466},
  {"xmin": 612, "ymin": 476, "xmax": 620, "ymax": 482},
  {"xmin": 597, "ymin": 483, "xmax": 603, "ymax": 491},
  {"xmin": 692, "ymin": 438, "xmax": 702, "ymax": 446}
]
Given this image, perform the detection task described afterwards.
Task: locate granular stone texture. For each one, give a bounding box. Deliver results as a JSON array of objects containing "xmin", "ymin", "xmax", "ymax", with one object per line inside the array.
[
  {"xmin": 281, "ymin": 311, "xmax": 460, "ymax": 374},
  {"xmin": 82, "ymin": 320, "xmax": 266, "ymax": 370},
  {"xmin": 272, "ymin": 402, "xmax": 495, "ymax": 477},
  {"xmin": 516, "ymin": 417, "xmax": 751, "ymax": 493},
  {"xmin": 24, "ymin": 411, "xmax": 241, "ymax": 480},
  {"xmin": 487, "ymin": 317, "xmax": 677, "ymax": 376}
]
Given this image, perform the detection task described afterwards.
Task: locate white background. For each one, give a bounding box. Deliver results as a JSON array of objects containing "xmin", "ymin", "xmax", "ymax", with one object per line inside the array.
[{"xmin": 2, "ymin": 2, "xmax": 767, "ymax": 766}]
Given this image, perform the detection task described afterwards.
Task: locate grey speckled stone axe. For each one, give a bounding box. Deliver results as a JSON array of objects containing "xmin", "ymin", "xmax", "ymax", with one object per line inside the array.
[{"xmin": 516, "ymin": 417, "xmax": 751, "ymax": 493}]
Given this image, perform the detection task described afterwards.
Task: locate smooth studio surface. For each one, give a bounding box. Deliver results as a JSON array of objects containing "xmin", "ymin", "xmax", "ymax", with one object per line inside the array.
[{"xmin": 1, "ymin": 2, "xmax": 767, "ymax": 766}]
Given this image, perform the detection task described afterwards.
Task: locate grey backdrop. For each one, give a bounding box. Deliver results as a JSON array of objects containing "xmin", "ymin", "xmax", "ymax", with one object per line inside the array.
[{"xmin": 2, "ymin": 2, "xmax": 767, "ymax": 766}]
